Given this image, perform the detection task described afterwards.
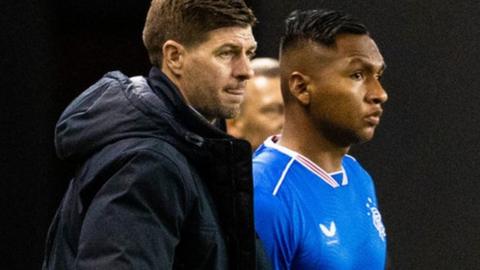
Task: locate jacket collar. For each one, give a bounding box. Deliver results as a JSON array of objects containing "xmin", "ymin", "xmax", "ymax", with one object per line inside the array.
[{"xmin": 147, "ymin": 67, "xmax": 229, "ymax": 140}]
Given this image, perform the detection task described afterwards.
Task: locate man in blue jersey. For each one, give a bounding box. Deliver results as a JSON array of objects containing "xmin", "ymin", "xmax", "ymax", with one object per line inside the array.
[{"xmin": 253, "ymin": 9, "xmax": 389, "ymax": 269}]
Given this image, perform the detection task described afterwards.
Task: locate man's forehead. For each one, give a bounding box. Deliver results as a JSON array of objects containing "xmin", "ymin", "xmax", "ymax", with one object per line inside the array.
[
  {"xmin": 249, "ymin": 76, "xmax": 279, "ymax": 91},
  {"xmin": 345, "ymin": 56, "xmax": 386, "ymax": 71},
  {"xmin": 281, "ymin": 37, "xmax": 385, "ymax": 76},
  {"xmin": 306, "ymin": 35, "xmax": 384, "ymax": 68},
  {"xmin": 334, "ymin": 35, "xmax": 383, "ymax": 59},
  {"xmin": 205, "ymin": 26, "xmax": 256, "ymax": 48}
]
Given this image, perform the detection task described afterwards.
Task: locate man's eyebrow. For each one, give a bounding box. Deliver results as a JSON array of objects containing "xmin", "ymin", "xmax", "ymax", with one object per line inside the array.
[
  {"xmin": 216, "ymin": 42, "xmax": 257, "ymax": 51},
  {"xmin": 216, "ymin": 43, "xmax": 240, "ymax": 50},
  {"xmin": 347, "ymin": 57, "xmax": 386, "ymax": 73}
]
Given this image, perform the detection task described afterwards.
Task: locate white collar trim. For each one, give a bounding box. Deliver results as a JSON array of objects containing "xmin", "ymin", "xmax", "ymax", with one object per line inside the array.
[{"xmin": 264, "ymin": 136, "xmax": 348, "ymax": 188}]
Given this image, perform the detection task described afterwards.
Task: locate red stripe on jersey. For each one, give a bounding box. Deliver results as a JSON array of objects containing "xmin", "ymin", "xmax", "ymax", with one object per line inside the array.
[{"xmin": 296, "ymin": 155, "xmax": 339, "ymax": 188}]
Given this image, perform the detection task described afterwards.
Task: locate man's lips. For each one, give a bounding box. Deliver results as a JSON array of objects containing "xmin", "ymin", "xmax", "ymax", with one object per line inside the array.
[
  {"xmin": 365, "ymin": 110, "xmax": 383, "ymax": 125},
  {"xmin": 225, "ymin": 81, "xmax": 247, "ymax": 95},
  {"xmin": 223, "ymin": 87, "xmax": 246, "ymax": 104},
  {"xmin": 225, "ymin": 88, "xmax": 245, "ymax": 95}
]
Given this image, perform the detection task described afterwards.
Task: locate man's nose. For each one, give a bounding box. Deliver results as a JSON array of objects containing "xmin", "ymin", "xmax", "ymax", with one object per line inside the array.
[
  {"xmin": 234, "ymin": 54, "xmax": 254, "ymax": 80},
  {"xmin": 367, "ymin": 79, "xmax": 388, "ymax": 104}
]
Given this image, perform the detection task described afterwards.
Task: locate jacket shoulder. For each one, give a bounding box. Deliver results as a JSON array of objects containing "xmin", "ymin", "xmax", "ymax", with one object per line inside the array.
[{"xmin": 101, "ymin": 137, "xmax": 193, "ymax": 178}]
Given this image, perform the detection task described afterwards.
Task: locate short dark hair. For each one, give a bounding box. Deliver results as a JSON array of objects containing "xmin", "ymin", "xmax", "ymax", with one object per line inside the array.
[
  {"xmin": 143, "ymin": 0, "xmax": 257, "ymax": 67},
  {"xmin": 280, "ymin": 9, "xmax": 368, "ymax": 53}
]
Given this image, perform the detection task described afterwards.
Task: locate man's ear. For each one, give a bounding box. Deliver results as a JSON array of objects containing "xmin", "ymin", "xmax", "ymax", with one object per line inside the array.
[
  {"xmin": 289, "ymin": 71, "xmax": 311, "ymax": 105},
  {"xmin": 162, "ymin": 40, "xmax": 185, "ymax": 76}
]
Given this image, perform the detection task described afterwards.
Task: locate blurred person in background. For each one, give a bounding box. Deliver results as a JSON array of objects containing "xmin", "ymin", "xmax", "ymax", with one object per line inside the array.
[{"xmin": 228, "ymin": 57, "xmax": 284, "ymax": 150}]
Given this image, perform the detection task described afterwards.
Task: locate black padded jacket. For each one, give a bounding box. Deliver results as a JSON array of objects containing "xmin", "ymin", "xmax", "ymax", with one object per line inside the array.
[{"xmin": 42, "ymin": 67, "xmax": 270, "ymax": 270}]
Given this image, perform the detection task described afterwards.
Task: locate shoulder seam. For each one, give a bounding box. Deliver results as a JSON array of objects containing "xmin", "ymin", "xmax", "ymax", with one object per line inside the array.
[{"xmin": 272, "ymin": 157, "xmax": 296, "ymax": 196}]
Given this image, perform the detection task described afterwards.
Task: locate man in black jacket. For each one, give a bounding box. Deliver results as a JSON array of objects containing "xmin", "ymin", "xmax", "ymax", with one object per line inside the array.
[{"xmin": 42, "ymin": 0, "xmax": 267, "ymax": 269}]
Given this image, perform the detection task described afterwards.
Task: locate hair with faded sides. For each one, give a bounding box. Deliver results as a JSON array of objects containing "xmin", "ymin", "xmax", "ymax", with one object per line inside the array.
[
  {"xmin": 279, "ymin": 9, "xmax": 369, "ymax": 102},
  {"xmin": 143, "ymin": 0, "xmax": 257, "ymax": 67},
  {"xmin": 280, "ymin": 9, "xmax": 368, "ymax": 53}
]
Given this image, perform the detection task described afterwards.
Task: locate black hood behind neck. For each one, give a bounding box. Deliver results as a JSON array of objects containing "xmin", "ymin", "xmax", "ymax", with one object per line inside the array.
[{"xmin": 55, "ymin": 68, "xmax": 234, "ymax": 163}]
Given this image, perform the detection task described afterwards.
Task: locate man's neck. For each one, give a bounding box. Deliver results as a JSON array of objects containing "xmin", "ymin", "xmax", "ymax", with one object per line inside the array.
[
  {"xmin": 278, "ymin": 121, "xmax": 349, "ymax": 173},
  {"xmin": 188, "ymin": 105, "xmax": 217, "ymax": 124}
]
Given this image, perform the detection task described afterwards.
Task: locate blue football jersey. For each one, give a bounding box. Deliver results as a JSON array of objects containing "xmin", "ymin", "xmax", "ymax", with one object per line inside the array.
[{"xmin": 253, "ymin": 136, "xmax": 387, "ymax": 270}]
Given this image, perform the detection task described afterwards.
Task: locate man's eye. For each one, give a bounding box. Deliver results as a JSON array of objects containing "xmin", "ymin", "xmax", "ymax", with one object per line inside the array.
[
  {"xmin": 247, "ymin": 51, "xmax": 256, "ymax": 60},
  {"xmin": 351, "ymin": 72, "xmax": 364, "ymax": 81},
  {"xmin": 219, "ymin": 51, "xmax": 234, "ymax": 58}
]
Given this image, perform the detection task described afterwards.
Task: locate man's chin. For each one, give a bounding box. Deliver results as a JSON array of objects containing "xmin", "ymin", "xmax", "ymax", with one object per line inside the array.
[
  {"xmin": 329, "ymin": 130, "xmax": 374, "ymax": 147},
  {"xmin": 357, "ymin": 130, "xmax": 376, "ymax": 144},
  {"xmin": 219, "ymin": 105, "xmax": 241, "ymax": 119}
]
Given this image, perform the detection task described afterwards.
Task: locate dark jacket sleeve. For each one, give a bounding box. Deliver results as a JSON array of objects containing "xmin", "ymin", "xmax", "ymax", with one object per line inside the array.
[
  {"xmin": 75, "ymin": 149, "xmax": 191, "ymax": 269},
  {"xmin": 256, "ymin": 235, "xmax": 273, "ymax": 270}
]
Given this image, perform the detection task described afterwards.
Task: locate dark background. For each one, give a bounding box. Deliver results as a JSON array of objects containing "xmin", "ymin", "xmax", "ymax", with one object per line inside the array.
[{"xmin": 2, "ymin": 0, "xmax": 479, "ymax": 269}]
